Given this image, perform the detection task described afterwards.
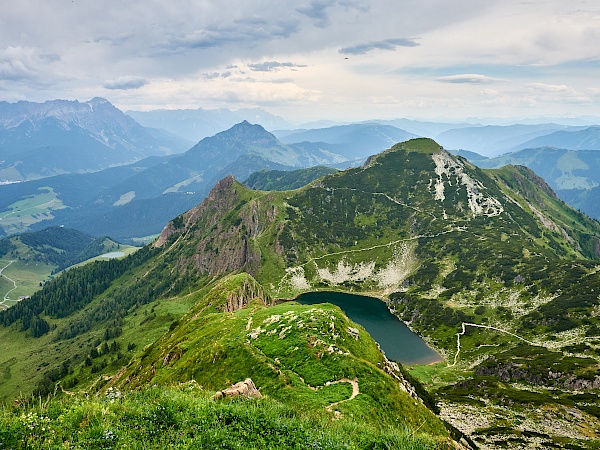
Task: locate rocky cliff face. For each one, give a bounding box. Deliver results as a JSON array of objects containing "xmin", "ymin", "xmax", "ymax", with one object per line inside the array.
[
  {"xmin": 154, "ymin": 175, "xmax": 279, "ymax": 277},
  {"xmin": 222, "ymin": 276, "xmax": 271, "ymax": 312}
]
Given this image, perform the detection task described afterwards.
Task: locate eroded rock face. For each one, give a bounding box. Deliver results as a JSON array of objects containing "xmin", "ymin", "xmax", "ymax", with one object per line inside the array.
[
  {"xmin": 154, "ymin": 175, "xmax": 239, "ymax": 248},
  {"xmin": 223, "ymin": 277, "xmax": 271, "ymax": 313},
  {"xmin": 212, "ymin": 378, "xmax": 262, "ymax": 400},
  {"xmin": 431, "ymin": 151, "xmax": 503, "ymax": 217},
  {"xmin": 154, "ymin": 175, "xmax": 279, "ymax": 277}
]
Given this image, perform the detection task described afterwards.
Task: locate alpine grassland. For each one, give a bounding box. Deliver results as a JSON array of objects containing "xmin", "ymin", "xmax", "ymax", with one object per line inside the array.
[{"xmin": 0, "ymin": 385, "xmax": 446, "ymax": 449}]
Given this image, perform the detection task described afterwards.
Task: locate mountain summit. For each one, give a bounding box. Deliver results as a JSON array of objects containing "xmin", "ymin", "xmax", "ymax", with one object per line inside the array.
[{"xmin": 0, "ymin": 98, "xmax": 189, "ymax": 181}]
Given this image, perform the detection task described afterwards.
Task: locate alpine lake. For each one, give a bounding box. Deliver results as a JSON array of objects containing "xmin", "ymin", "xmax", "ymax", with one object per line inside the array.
[{"xmin": 295, "ymin": 291, "xmax": 442, "ymax": 365}]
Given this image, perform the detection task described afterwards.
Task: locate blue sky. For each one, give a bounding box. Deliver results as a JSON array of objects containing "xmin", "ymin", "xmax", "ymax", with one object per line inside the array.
[{"xmin": 1, "ymin": 0, "xmax": 599, "ymax": 123}]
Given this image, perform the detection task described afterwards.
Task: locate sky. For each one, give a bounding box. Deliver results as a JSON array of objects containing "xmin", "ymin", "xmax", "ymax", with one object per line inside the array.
[{"xmin": 1, "ymin": 0, "xmax": 600, "ymax": 123}]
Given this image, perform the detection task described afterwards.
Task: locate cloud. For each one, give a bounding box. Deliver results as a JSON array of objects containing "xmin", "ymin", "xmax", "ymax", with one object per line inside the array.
[
  {"xmin": 0, "ymin": 46, "xmax": 60, "ymax": 81},
  {"xmin": 201, "ymin": 71, "xmax": 233, "ymax": 80},
  {"xmin": 161, "ymin": 19, "xmax": 300, "ymax": 53},
  {"xmin": 524, "ymin": 82, "xmax": 591, "ymax": 105},
  {"xmin": 248, "ymin": 61, "xmax": 307, "ymax": 72},
  {"xmin": 526, "ymin": 82, "xmax": 570, "ymax": 92},
  {"xmin": 296, "ymin": 0, "xmax": 337, "ymax": 27},
  {"xmin": 437, "ymin": 74, "xmax": 503, "ymax": 85},
  {"xmin": 103, "ymin": 76, "xmax": 148, "ymax": 90},
  {"xmin": 296, "ymin": 0, "xmax": 369, "ymax": 27},
  {"xmin": 339, "ymin": 38, "xmax": 419, "ymax": 55}
]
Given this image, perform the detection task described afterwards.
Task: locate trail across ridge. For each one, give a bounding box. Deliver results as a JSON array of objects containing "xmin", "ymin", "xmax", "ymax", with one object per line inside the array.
[{"xmin": 0, "ymin": 260, "xmax": 17, "ymax": 310}]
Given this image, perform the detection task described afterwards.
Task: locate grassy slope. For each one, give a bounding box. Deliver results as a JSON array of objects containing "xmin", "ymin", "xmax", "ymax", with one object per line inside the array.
[
  {"xmin": 0, "ymin": 273, "xmax": 454, "ymax": 449},
  {"xmin": 0, "ymin": 236, "xmax": 139, "ymax": 311},
  {"xmin": 0, "ymin": 187, "xmax": 66, "ymax": 235},
  {"xmin": 107, "ymin": 273, "xmax": 451, "ymax": 443},
  {"xmin": 0, "ymin": 386, "xmax": 444, "ymax": 450}
]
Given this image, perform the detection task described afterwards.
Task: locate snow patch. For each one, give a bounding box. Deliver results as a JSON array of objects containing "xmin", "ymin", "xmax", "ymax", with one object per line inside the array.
[
  {"xmin": 286, "ymin": 266, "xmax": 311, "ymax": 290},
  {"xmin": 431, "ymin": 152, "xmax": 503, "ymax": 217},
  {"xmin": 317, "ymin": 259, "xmax": 376, "ymax": 285},
  {"xmin": 375, "ymin": 242, "xmax": 417, "ymax": 292}
]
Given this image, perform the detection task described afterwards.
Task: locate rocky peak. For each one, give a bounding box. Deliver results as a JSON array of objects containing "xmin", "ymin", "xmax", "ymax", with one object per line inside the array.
[
  {"xmin": 0, "ymin": 98, "xmax": 137, "ymax": 134},
  {"xmin": 215, "ymin": 120, "xmax": 280, "ymax": 147},
  {"xmin": 154, "ymin": 175, "xmax": 239, "ymax": 248}
]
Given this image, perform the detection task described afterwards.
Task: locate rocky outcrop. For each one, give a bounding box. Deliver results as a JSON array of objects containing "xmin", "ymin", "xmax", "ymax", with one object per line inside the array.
[
  {"xmin": 211, "ymin": 378, "xmax": 262, "ymax": 400},
  {"xmin": 154, "ymin": 175, "xmax": 280, "ymax": 278},
  {"xmin": 474, "ymin": 357, "xmax": 600, "ymax": 390},
  {"xmin": 223, "ymin": 277, "xmax": 271, "ymax": 313},
  {"xmin": 382, "ymin": 358, "xmax": 425, "ymax": 407},
  {"xmin": 154, "ymin": 175, "xmax": 239, "ymax": 248}
]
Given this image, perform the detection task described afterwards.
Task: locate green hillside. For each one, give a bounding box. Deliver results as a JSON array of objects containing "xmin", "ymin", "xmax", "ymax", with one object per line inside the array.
[
  {"xmin": 1, "ymin": 138, "xmax": 600, "ymax": 448},
  {"xmin": 244, "ymin": 166, "xmax": 338, "ymax": 191},
  {"xmin": 0, "ymin": 227, "xmax": 136, "ymax": 311},
  {"xmin": 0, "ymin": 385, "xmax": 447, "ymax": 449}
]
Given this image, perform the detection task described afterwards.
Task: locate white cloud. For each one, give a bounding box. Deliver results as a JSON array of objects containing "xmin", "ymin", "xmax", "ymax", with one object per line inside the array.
[
  {"xmin": 0, "ymin": 0, "xmax": 599, "ymax": 121},
  {"xmin": 103, "ymin": 76, "xmax": 148, "ymax": 90},
  {"xmin": 437, "ymin": 74, "xmax": 503, "ymax": 85},
  {"xmin": 0, "ymin": 46, "xmax": 61, "ymax": 82},
  {"xmin": 248, "ymin": 61, "xmax": 308, "ymax": 72},
  {"xmin": 527, "ymin": 83, "xmax": 570, "ymax": 93}
]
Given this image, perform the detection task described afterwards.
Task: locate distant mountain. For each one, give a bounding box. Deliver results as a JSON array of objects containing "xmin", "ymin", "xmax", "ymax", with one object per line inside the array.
[
  {"xmin": 448, "ymin": 149, "xmax": 488, "ymax": 163},
  {"xmin": 513, "ymin": 126, "xmax": 600, "ymax": 151},
  {"xmin": 275, "ymin": 123, "xmax": 418, "ymax": 160},
  {"xmin": 435, "ymin": 123, "xmax": 572, "ymax": 156},
  {"xmin": 474, "ymin": 147, "xmax": 600, "ymax": 220},
  {"xmin": 362, "ymin": 118, "xmax": 476, "ymax": 138},
  {"xmin": 2, "ymin": 121, "xmax": 351, "ymax": 240},
  {"xmin": 105, "ymin": 120, "xmax": 345, "ymax": 203},
  {"xmin": 0, "ymin": 98, "xmax": 191, "ymax": 182},
  {"xmin": 559, "ymin": 186, "xmax": 600, "ymax": 221},
  {"xmin": 476, "ymin": 147, "xmax": 600, "ymax": 191},
  {"xmin": 0, "ymin": 156, "xmax": 172, "ymax": 237},
  {"xmin": 127, "ymin": 107, "xmax": 292, "ymax": 143}
]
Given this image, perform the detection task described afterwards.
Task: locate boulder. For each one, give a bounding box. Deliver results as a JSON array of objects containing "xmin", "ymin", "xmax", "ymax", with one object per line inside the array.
[{"xmin": 212, "ymin": 378, "xmax": 262, "ymax": 400}]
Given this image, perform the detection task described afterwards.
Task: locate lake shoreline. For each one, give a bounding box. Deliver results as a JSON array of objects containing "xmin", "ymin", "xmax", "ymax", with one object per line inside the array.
[{"xmin": 287, "ymin": 290, "xmax": 443, "ymax": 366}]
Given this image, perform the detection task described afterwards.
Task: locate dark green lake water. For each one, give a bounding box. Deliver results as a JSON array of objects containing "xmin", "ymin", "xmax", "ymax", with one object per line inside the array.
[{"xmin": 296, "ymin": 291, "xmax": 442, "ymax": 365}]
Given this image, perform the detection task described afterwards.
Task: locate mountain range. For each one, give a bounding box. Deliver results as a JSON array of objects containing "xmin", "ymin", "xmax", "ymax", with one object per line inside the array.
[
  {"xmin": 467, "ymin": 147, "xmax": 600, "ymax": 222},
  {"xmin": 1, "ymin": 137, "xmax": 599, "ymax": 448},
  {"xmin": 0, "ymin": 121, "xmax": 366, "ymax": 239},
  {"xmin": 0, "ymin": 98, "xmax": 191, "ymax": 182},
  {"xmin": 127, "ymin": 106, "xmax": 292, "ymax": 142},
  {"xmin": 274, "ymin": 123, "xmax": 418, "ymax": 160}
]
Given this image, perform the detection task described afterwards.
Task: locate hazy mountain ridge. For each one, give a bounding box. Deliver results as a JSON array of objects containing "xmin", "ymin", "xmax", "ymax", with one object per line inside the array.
[
  {"xmin": 244, "ymin": 166, "xmax": 338, "ymax": 191},
  {"xmin": 0, "ymin": 121, "xmax": 353, "ymax": 239},
  {"xmin": 514, "ymin": 126, "xmax": 600, "ymax": 151},
  {"xmin": 434, "ymin": 123, "xmax": 573, "ymax": 156},
  {"xmin": 0, "ymin": 98, "xmax": 191, "ymax": 182},
  {"xmin": 127, "ymin": 106, "xmax": 292, "ymax": 142},
  {"xmin": 275, "ymin": 123, "xmax": 418, "ymax": 160},
  {"xmin": 473, "ymin": 147, "xmax": 600, "ymax": 220}
]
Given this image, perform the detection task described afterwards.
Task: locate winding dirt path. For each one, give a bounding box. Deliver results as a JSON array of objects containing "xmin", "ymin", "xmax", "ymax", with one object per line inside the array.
[
  {"xmin": 451, "ymin": 322, "xmax": 535, "ymax": 367},
  {"xmin": 324, "ymin": 377, "xmax": 359, "ymax": 411},
  {"xmin": 0, "ymin": 260, "xmax": 17, "ymax": 309}
]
